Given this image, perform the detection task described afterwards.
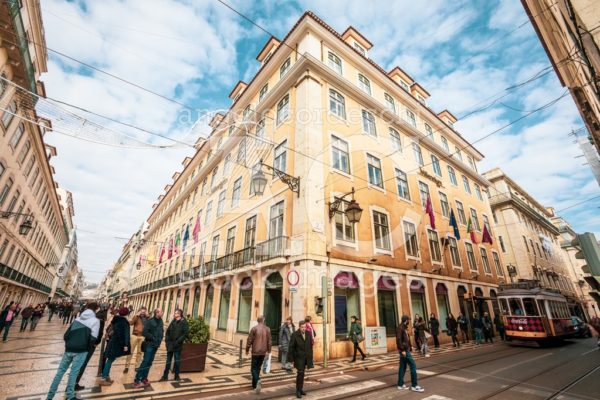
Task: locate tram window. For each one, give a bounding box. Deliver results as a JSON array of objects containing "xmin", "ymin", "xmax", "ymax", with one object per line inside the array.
[
  {"xmin": 522, "ymin": 298, "xmax": 538, "ymax": 316},
  {"xmin": 562, "ymin": 303, "xmax": 569, "ymax": 318},
  {"xmin": 499, "ymin": 299, "xmax": 509, "ymax": 315},
  {"xmin": 549, "ymin": 301, "xmax": 557, "ymax": 318},
  {"xmin": 508, "ymin": 298, "xmax": 523, "ymax": 315},
  {"xmin": 537, "ymin": 300, "xmax": 547, "ymax": 316}
]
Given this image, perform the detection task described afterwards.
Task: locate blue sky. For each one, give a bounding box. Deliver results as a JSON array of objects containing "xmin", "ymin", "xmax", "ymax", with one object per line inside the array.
[{"xmin": 41, "ymin": 0, "xmax": 599, "ymax": 282}]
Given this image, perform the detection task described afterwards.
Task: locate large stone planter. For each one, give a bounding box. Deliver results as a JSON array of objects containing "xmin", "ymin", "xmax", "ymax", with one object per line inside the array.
[{"xmin": 180, "ymin": 342, "xmax": 208, "ymax": 372}]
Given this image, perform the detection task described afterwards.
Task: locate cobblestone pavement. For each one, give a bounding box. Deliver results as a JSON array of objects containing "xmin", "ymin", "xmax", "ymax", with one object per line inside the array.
[{"xmin": 0, "ymin": 317, "xmax": 489, "ymax": 399}]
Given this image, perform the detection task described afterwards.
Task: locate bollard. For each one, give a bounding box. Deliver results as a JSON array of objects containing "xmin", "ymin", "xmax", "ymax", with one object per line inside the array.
[
  {"xmin": 97, "ymin": 338, "xmax": 106, "ymax": 377},
  {"xmin": 238, "ymin": 339, "xmax": 243, "ymax": 368}
]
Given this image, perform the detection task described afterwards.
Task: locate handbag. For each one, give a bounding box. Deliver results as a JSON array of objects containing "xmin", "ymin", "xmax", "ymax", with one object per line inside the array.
[{"xmin": 356, "ymin": 334, "xmax": 365, "ymax": 343}]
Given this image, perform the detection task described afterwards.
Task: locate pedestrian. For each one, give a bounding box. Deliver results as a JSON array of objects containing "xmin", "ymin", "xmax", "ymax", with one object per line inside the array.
[
  {"xmin": 472, "ymin": 312, "xmax": 483, "ymax": 345},
  {"xmin": 99, "ymin": 307, "xmax": 131, "ymax": 386},
  {"xmin": 245, "ymin": 315, "xmax": 272, "ymax": 394},
  {"xmin": 445, "ymin": 313, "xmax": 460, "ymax": 347},
  {"xmin": 457, "ymin": 312, "xmax": 469, "ymax": 343},
  {"xmin": 0, "ymin": 303, "xmax": 17, "ymax": 342},
  {"xmin": 19, "ymin": 304, "xmax": 34, "ymax": 332},
  {"xmin": 30, "ymin": 304, "xmax": 43, "ymax": 331},
  {"xmin": 288, "ymin": 320, "xmax": 314, "ymax": 398},
  {"xmin": 133, "ymin": 308, "xmax": 164, "ymax": 388},
  {"xmin": 278, "ymin": 316, "xmax": 294, "ymax": 371},
  {"xmin": 46, "ymin": 302, "xmax": 99, "ymax": 400},
  {"xmin": 124, "ymin": 306, "xmax": 148, "ymax": 374},
  {"xmin": 429, "ymin": 313, "xmax": 440, "ymax": 348},
  {"xmin": 74, "ymin": 305, "xmax": 107, "ymax": 391},
  {"xmin": 347, "ymin": 315, "xmax": 366, "ymax": 362},
  {"xmin": 482, "ymin": 312, "xmax": 494, "ymax": 343},
  {"xmin": 70, "ymin": 303, "xmax": 81, "ymax": 325},
  {"xmin": 493, "ymin": 314, "xmax": 505, "ymax": 341},
  {"xmin": 160, "ymin": 309, "xmax": 189, "ymax": 382},
  {"xmin": 63, "ymin": 303, "xmax": 73, "ymax": 325},
  {"xmin": 412, "ymin": 314, "xmax": 422, "ymax": 350},
  {"xmin": 416, "ymin": 316, "xmax": 430, "ymax": 357},
  {"xmin": 396, "ymin": 315, "xmax": 425, "ymax": 392},
  {"xmin": 304, "ymin": 315, "xmax": 316, "ymax": 346},
  {"xmin": 48, "ymin": 302, "xmax": 57, "ymax": 322}
]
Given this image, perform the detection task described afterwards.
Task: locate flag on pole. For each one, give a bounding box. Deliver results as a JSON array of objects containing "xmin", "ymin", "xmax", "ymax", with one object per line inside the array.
[
  {"xmin": 482, "ymin": 224, "xmax": 493, "ymax": 244},
  {"xmin": 174, "ymin": 232, "xmax": 181, "ymax": 254},
  {"xmin": 449, "ymin": 209, "xmax": 460, "ymax": 240},
  {"xmin": 182, "ymin": 224, "xmax": 190, "ymax": 251},
  {"xmin": 467, "ymin": 217, "xmax": 477, "ymax": 243},
  {"xmin": 159, "ymin": 243, "xmax": 165, "ymax": 263},
  {"xmin": 168, "ymin": 237, "xmax": 174, "ymax": 259},
  {"xmin": 192, "ymin": 214, "xmax": 201, "ymax": 243},
  {"xmin": 425, "ymin": 195, "xmax": 436, "ymax": 229}
]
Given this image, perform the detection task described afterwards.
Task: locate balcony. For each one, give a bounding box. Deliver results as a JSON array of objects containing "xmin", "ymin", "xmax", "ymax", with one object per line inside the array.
[
  {"xmin": 256, "ymin": 236, "xmax": 290, "ymax": 263},
  {"xmin": 0, "ymin": 263, "xmax": 51, "ymax": 294}
]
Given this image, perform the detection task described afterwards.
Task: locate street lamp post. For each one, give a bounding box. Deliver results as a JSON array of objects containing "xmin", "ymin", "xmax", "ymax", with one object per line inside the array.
[
  {"xmin": 507, "ymin": 264, "xmax": 517, "ymax": 283},
  {"xmin": 251, "ymin": 159, "xmax": 301, "ymax": 197},
  {"xmin": 0, "ymin": 211, "xmax": 34, "ymax": 235}
]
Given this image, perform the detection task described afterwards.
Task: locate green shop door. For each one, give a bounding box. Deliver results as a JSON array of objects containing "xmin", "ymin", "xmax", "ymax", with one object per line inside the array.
[{"xmin": 264, "ymin": 272, "xmax": 283, "ymax": 345}]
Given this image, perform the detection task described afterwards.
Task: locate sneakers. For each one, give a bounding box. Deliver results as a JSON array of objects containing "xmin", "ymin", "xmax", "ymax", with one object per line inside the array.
[
  {"xmin": 174, "ymin": 374, "xmax": 181, "ymax": 381},
  {"xmin": 98, "ymin": 379, "xmax": 113, "ymax": 386},
  {"xmin": 133, "ymin": 382, "xmax": 144, "ymax": 389},
  {"xmin": 74, "ymin": 383, "xmax": 85, "ymax": 391},
  {"xmin": 397, "ymin": 385, "xmax": 409, "ymax": 390},
  {"xmin": 411, "ymin": 386, "xmax": 425, "ymax": 392},
  {"xmin": 142, "ymin": 379, "xmax": 150, "ymax": 386}
]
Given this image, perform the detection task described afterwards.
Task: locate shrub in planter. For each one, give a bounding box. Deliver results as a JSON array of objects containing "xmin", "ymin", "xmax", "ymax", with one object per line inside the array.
[{"xmin": 180, "ymin": 316, "xmax": 210, "ymax": 372}]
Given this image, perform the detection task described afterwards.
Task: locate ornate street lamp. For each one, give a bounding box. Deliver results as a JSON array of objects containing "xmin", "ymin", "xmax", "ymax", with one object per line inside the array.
[
  {"xmin": 507, "ymin": 264, "xmax": 517, "ymax": 283},
  {"xmin": 328, "ymin": 187, "xmax": 363, "ymax": 224},
  {"xmin": 1, "ymin": 211, "xmax": 34, "ymax": 236},
  {"xmin": 251, "ymin": 159, "xmax": 300, "ymax": 197}
]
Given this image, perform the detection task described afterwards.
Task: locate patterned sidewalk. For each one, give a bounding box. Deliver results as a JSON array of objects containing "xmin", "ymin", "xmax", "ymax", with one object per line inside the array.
[{"xmin": 0, "ymin": 317, "xmax": 491, "ymax": 399}]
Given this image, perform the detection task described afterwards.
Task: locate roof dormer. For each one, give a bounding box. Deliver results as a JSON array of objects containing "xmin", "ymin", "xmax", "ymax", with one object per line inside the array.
[
  {"xmin": 388, "ymin": 66, "xmax": 414, "ymax": 92},
  {"xmin": 209, "ymin": 112, "xmax": 225, "ymax": 129},
  {"xmin": 228, "ymin": 80, "xmax": 247, "ymax": 102},
  {"xmin": 341, "ymin": 26, "xmax": 373, "ymax": 57},
  {"xmin": 410, "ymin": 82, "xmax": 430, "ymax": 105},
  {"xmin": 257, "ymin": 36, "xmax": 281, "ymax": 65},
  {"xmin": 438, "ymin": 109, "xmax": 458, "ymax": 128}
]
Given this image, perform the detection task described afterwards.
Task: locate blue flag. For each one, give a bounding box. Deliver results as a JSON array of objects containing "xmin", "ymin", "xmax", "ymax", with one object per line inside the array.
[
  {"xmin": 182, "ymin": 224, "xmax": 190, "ymax": 251},
  {"xmin": 450, "ymin": 209, "xmax": 460, "ymax": 240}
]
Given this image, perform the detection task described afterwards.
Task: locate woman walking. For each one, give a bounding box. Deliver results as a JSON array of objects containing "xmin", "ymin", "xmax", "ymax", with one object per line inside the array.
[
  {"xmin": 99, "ymin": 307, "xmax": 130, "ymax": 386},
  {"xmin": 429, "ymin": 313, "xmax": 440, "ymax": 348},
  {"xmin": 279, "ymin": 317, "xmax": 294, "ymax": 371},
  {"xmin": 446, "ymin": 313, "xmax": 460, "ymax": 347},
  {"xmin": 348, "ymin": 316, "xmax": 366, "ymax": 362},
  {"xmin": 415, "ymin": 316, "xmax": 430, "ymax": 357},
  {"xmin": 30, "ymin": 304, "xmax": 43, "ymax": 331}
]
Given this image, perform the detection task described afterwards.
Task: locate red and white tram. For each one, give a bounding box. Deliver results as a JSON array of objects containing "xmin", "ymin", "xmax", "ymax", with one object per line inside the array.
[{"xmin": 497, "ymin": 280, "xmax": 575, "ymax": 343}]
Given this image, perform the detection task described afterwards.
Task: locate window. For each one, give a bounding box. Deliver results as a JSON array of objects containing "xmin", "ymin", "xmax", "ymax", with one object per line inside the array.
[
  {"xmin": 9, "ymin": 124, "xmax": 24, "ymax": 149},
  {"xmin": 412, "ymin": 142, "xmax": 423, "ymax": 166},
  {"xmin": 242, "ymin": 105, "xmax": 250, "ymax": 121},
  {"xmin": 465, "ymin": 243, "xmax": 477, "ymax": 271},
  {"xmin": 480, "ymin": 248, "xmax": 491, "ymax": 274},
  {"xmin": 0, "ymin": 162, "xmax": 4, "ymax": 178},
  {"xmin": 231, "ymin": 177, "xmax": 242, "ymax": 207},
  {"xmin": 523, "ymin": 236, "xmax": 530, "ymax": 253},
  {"xmin": 462, "ymin": 175, "xmax": 471, "ymax": 194},
  {"xmin": 361, "ymin": 110, "xmax": 376, "ymax": 136},
  {"xmin": 274, "ymin": 140, "xmax": 287, "ymax": 173},
  {"xmin": 334, "ymin": 197, "xmax": 356, "ymax": 242},
  {"xmin": 255, "ymin": 119, "xmax": 265, "ymax": 137},
  {"xmin": 468, "ymin": 156, "xmax": 476, "ymax": 171},
  {"xmin": 225, "ymin": 226, "xmax": 236, "ymax": 255},
  {"xmin": 259, "ymin": 84, "xmax": 268, "ymax": 102},
  {"xmin": 244, "ymin": 216, "xmax": 257, "ymax": 248},
  {"xmin": 428, "ymin": 229, "xmax": 442, "ymax": 262},
  {"xmin": 431, "ymin": 154, "xmax": 442, "ymax": 176},
  {"xmin": 329, "ymin": 89, "xmax": 346, "ymax": 119},
  {"xmin": 237, "ymin": 138, "xmax": 246, "ymax": 163},
  {"xmin": 2, "ymin": 101, "xmax": 16, "ymax": 128},
  {"xmin": 373, "ymin": 211, "xmax": 391, "ymax": 250},
  {"xmin": 269, "ymin": 201, "xmax": 284, "ymax": 239},
  {"xmin": 249, "ymin": 163, "xmax": 261, "ymax": 195},
  {"xmin": 327, "ymin": 51, "xmax": 342, "ymax": 74},
  {"xmin": 449, "ymin": 237, "xmax": 461, "ymax": 266},
  {"xmin": 17, "ymin": 140, "xmax": 30, "ymax": 164},
  {"xmin": 499, "ymin": 236, "xmax": 506, "ymax": 252},
  {"xmin": 399, "ymin": 80, "xmax": 409, "ymax": 91},
  {"xmin": 367, "ymin": 154, "xmax": 383, "ymax": 188},
  {"xmin": 216, "ymin": 190, "xmax": 226, "ymax": 217},
  {"xmin": 470, "ymin": 208, "xmax": 481, "ymax": 231},
  {"xmin": 457, "ymin": 202, "xmax": 467, "ymax": 224},
  {"xmin": 475, "ymin": 184, "xmax": 483, "ymax": 201},
  {"xmin": 0, "ymin": 178, "xmax": 13, "ymax": 206},
  {"xmin": 403, "ymin": 221, "xmax": 419, "ymax": 257},
  {"xmin": 354, "ymin": 42, "xmax": 366, "ymax": 55},
  {"xmin": 441, "ymin": 136, "xmax": 449, "ymax": 151},
  {"xmin": 276, "ymin": 94, "xmax": 289, "ymax": 125},
  {"xmin": 331, "ymin": 135, "xmax": 350, "ymax": 174},
  {"xmin": 384, "ymin": 93, "xmax": 396, "ymax": 114},
  {"xmin": 418, "ymin": 181, "xmax": 430, "ymax": 208},
  {"xmin": 439, "ymin": 192, "xmax": 449, "ymax": 217},
  {"xmin": 406, "ymin": 109, "xmax": 417, "ymax": 127},
  {"xmin": 454, "ymin": 146, "xmax": 463, "ymax": 161},
  {"xmin": 448, "ymin": 166, "xmax": 457, "ymax": 185},
  {"xmin": 389, "ymin": 128, "xmax": 402, "ymax": 152},
  {"xmin": 425, "ymin": 124, "xmax": 433, "ymax": 140},
  {"xmin": 358, "ymin": 74, "xmax": 371, "ymax": 94},
  {"xmin": 210, "ymin": 235, "xmax": 220, "ymax": 261},
  {"xmin": 493, "ymin": 252, "xmax": 503, "ymax": 276},
  {"xmin": 395, "ymin": 169, "xmax": 410, "ymax": 200},
  {"xmin": 223, "ymin": 154, "xmax": 232, "ymax": 176},
  {"xmin": 24, "ymin": 155, "xmax": 35, "ymax": 177},
  {"xmin": 280, "ymin": 57, "xmax": 291, "ymax": 77},
  {"xmin": 204, "ymin": 200, "xmax": 213, "ymax": 225},
  {"xmin": 483, "ymin": 215, "xmax": 491, "ymax": 233},
  {"xmin": 210, "ymin": 166, "xmax": 219, "ymax": 188}
]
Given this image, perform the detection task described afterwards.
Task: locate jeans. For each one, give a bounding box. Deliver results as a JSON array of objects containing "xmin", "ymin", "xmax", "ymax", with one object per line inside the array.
[
  {"xmin": 398, "ymin": 351, "xmax": 418, "ymax": 387},
  {"xmin": 0, "ymin": 320, "xmax": 13, "ymax": 341},
  {"xmin": 460, "ymin": 326, "xmax": 469, "ymax": 342},
  {"xmin": 163, "ymin": 350, "xmax": 181, "ymax": 376},
  {"xmin": 280, "ymin": 349, "xmax": 291, "ymax": 369},
  {"xmin": 125, "ymin": 334, "xmax": 144, "ymax": 370},
  {"xmin": 20, "ymin": 317, "xmax": 30, "ymax": 331},
  {"xmin": 251, "ymin": 355, "xmax": 265, "ymax": 389},
  {"xmin": 352, "ymin": 341, "xmax": 366, "ymax": 361},
  {"xmin": 474, "ymin": 328, "xmax": 483, "ymax": 344},
  {"xmin": 102, "ymin": 357, "xmax": 115, "ymax": 379},
  {"xmin": 76, "ymin": 346, "xmax": 97, "ymax": 384},
  {"xmin": 47, "ymin": 351, "xmax": 87, "ymax": 400},
  {"xmin": 135, "ymin": 346, "xmax": 158, "ymax": 383},
  {"xmin": 296, "ymin": 366, "xmax": 306, "ymax": 393},
  {"xmin": 30, "ymin": 316, "xmax": 40, "ymax": 331}
]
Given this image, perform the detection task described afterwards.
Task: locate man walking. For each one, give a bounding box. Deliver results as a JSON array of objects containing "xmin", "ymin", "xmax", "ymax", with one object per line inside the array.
[
  {"xmin": 457, "ymin": 312, "xmax": 469, "ymax": 343},
  {"xmin": 19, "ymin": 304, "xmax": 34, "ymax": 332},
  {"xmin": 160, "ymin": 309, "xmax": 189, "ymax": 382},
  {"xmin": 124, "ymin": 306, "xmax": 148, "ymax": 374},
  {"xmin": 0, "ymin": 302, "xmax": 17, "ymax": 342},
  {"xmin": 278, "ymin": 317, "xmax": 294, "ymax": 371},
  {"xmin": 472, "ymin": 312, "xmax": 483, "ymax": 345},
  {"xmin": 46, "ymin": 302, "xmax": 99, "ymax": 400},
  {"xmin": 245, "ymin": 315, "xmax": 272, "ymax": 394},
  {"xmin": 288, "ymin": 320, "xmax": 314, "ymax": 398},
  {"xmin": 133, "ymin": 308, "xmax": 164, "ymax": 388},
  {"xmin": 396, "ymin": 315, "xmax": 425, "ymax": 393}
]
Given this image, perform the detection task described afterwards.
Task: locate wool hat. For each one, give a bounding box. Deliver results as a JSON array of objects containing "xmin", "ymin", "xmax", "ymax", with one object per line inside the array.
[{"xmin": 118, "ymin": 307, "xmax": 129, "ymax": 316}]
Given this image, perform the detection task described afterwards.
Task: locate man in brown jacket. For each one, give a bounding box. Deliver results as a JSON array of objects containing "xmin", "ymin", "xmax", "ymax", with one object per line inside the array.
[
  {"xmin": 124, "ymin": 307, "xmax": 148, "ymax": 373},
  {"xmin": 245, "ymin": 315, "xmax": 272, "ymax": 394}
]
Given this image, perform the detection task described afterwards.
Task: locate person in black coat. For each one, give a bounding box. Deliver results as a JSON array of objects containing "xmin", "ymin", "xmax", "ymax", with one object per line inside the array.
[
  {"xmin": 99, "ymin": 307, "xmax": 130, "ymax": 385},
  {"xmin": 446, "ymin": 313, "xmax": 460, "ymax": 347},
  {"xmin": 288, "ymin": 320, "xmax": 314, "ymax": 398},
  {"xmin": 429, "ymin": 313, "xmax": 440, "ymax": 348},
  {"xmin": 75, "ymin": 306, "xmax": 106, "ymax": 391},
  {"xmin": 160, "ymin": 309, "xmax": 189, "ymax": 382}
]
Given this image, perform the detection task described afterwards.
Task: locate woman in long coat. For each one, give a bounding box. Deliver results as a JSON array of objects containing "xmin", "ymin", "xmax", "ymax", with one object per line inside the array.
[{"xmin": 99, "ymin": 307, "xmax": 130, "ymax": 385}]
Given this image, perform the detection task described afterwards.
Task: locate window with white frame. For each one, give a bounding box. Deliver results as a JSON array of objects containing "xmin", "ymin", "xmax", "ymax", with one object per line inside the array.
[
  {"xmin": 454, "ymin": 146, "xmax": 463, "ymax": 161},
  {"xmin": 274, "ymin": 140, "xmax": 287, "ymax": 173},
  {"xmin": 449, "ymin": 237, "xmax": 461, "ymax": 266},
  {"xmin": 441, "ymin": 136, "xmax": 449, "ymax": 152},
  {"xmin": 492, "ymin": 252, "xmax": 503, "ymax": 276},
  {"xmin": 334, "ymin": 198, "xmax": 356, "ymax": 243},
  {"xmin": 480, "ymin": 248, "xmax": 491, "ymax": 274},
  {"xmin": 9, "ymin": 123, "xmax": 24, "ymax": 149},
  {"xmin": 395, "ymin": 168, "xmax": 410, "ymax": 200},
  {"xmin": 431, "ymin": 154, "xmax": 442, "ymax": 176},
  {"xmin": 331, "ymin": 135, "xmax": 350, "ymax": 174},
  {"xmin": 259, "ymin": 83, "xmax": 268, "ymax": 102},
  {"xmin": 358, "ymin": 74, "xmax": 371, "ymax": 94},
  {"xmin": 354, "ymin": 42, "xmax": 366, "ymax": 55},
  {"xmin": 242, "ymin": 105, "xmax": 251, "ymax": 121},
  {"xmin": 373, "ymin": 211, "xmax": 391, "ymax": 251},
  {"xmin": 280, "ymin": 57, "xmax": 291, "ymax": 78},
  {"xmin": 367, "ymin": 154, "xmax": 383, "ymax": 188},
  {"xmin": 217, "ymin": 190, "xmax": 226, "ymax": 217},
  {"xmin": 448, "ymin": 165, "xmax": 457, "ymax": 185},
  {"xmin": 389, "ymin": 128, "xmax": 402, "ymax": 152},
  {"xmin": 17, "ymin": 140, "xmax": 30, "ymax": 165},
  {"xmin": 475, "ymin": 184, "xmax": 483, "ymax": 201},
  {"xmin": 255, "ymin": 119, "xmax": 265, "ymax": 137},
  {"xmin": 231, "ymin": 177, "xmax": 242, "ymax": 208},
  {"xmin": 413, "ymin": 142, "xmax": 424, "ymax": 166},
  {"xmin": 327, "ymin": 51, "xmax": 342, "ymax": 74},
  {"xmin": 403, "ymin": 220, "xmax": 419, "ymax": 257},
  {"xmin": 384, "ymin": 93, "xmax": 396, "ymax": 114},
  {"xmin": 470, "ymin": 208, "xmax": 481, "ymax": 230},
  {"xmin": 2, "ymin": 101, "xmax": 16, "ymax": 128},
  {"xmin": 211, "ymin": 235, "xmax": 220, "ymax": 260},
  {"xmin": 439, "ymin": 192, "xmax": 450, "ymax": 217},
  {"xmin": 418, "ymin": 181, "xmax": 430, "ymax": 208},
  {"xmin": 456, "ymin": 200, "xmax": 467, "ymax": 224},
  {"xmin": 428, "ymin": 229, "xmax": 442, "ymax": 262},
  {"xmin": 224, "ymin": 154, "xmax": 232, "ymax": 175},
  {"xmin": 362, "ymin": 110, "xmax": 377, "ymax": 136},
  {"xmin": 399, "ymin": 80, "xmax": 409, "ymax": 91},
  {"xmin": 210, "ymin": 166, "xmax": 219, "ymax": 188},
  {"xmin": 462, "ymin": 175, "xmax": 471, "ymax": 194},
  {"xmin": 329, "ymin": 89, "xmax": 346, "ymax": 119},
  {"xmin": 204, "ymin": 200, "xmax": 213, "ymax": 225},
  {"xmin": 237, "ymin": 138, "xmax": 246, "ymax": 163},
  {"xmin": 276, "ymin": 94, "xmax": 289, "ymax": 125},
  {"xmin": 406, "ymin": 109, "xmax": 417, "ymax": 127},
  {"xmin": 468, "ymin": 156, "xmax": 476, "ymax": 171},
  {"xmin": 425, "ymin": 123, "xmax": 433, "ymax": 140},
  {"xmin": 483, "ymin": 214, "xmax": 491, "ymax": 233},
  {"xmin": 465, "ymin": 242, "xmax": 477, "ymax": 271}
]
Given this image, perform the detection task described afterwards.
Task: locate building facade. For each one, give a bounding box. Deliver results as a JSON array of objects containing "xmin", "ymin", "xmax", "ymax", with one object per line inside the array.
[
  {"xmin": 123, "ymin": 12, "xmax": 505, "ymax": 359},
  {"xmin": 521, "ymin": 0, "xmax": 600, "ymax": 155}
]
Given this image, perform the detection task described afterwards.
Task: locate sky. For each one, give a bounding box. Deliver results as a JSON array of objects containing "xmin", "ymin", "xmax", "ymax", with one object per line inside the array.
[{"xmin": 39, "ymin": 0, "xmax": 600, "ymax": 284}]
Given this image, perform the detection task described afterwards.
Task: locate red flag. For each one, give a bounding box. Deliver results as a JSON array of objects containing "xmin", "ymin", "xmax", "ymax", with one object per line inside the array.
[
  {"xmin": 467, "ymin": 217, "xmax": 477, "ymax": 244},
  {"xmin": 193, "ymin": 214, "xmax": 201, "ymax": 243},
  {"xmin": 159, "ymin": 243, "xmax": 165, "ymax": 263},
  {"xmin": 425, "ymin": 195, "xmax": 436, "ymax": 229},
  {"xmin": 482, "ymin": 224, "xmax": 493, "ymax": 244}
]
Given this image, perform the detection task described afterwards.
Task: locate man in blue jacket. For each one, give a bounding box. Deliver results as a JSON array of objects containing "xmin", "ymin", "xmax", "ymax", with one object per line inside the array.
[
  {"xmin": 133, "ymin": 308, "xmax": 164, "ymax": 388},
  {"xmin": 47, "ymin": 302, "xmax": 100, "ymax": 400}
]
